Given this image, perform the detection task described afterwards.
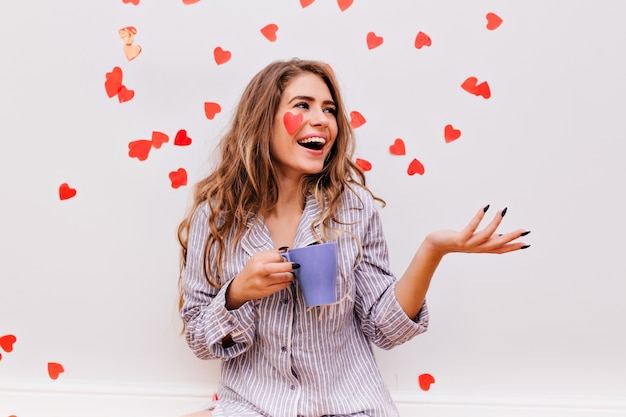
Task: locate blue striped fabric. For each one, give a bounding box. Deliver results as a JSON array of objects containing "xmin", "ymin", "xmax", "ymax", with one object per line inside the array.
[{"xmin": 181, "ymin": 184, "xmax": 429, "ymax": 417}]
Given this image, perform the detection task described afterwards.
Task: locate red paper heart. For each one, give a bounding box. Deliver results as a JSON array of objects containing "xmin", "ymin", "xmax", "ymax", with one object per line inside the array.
[
  {"xmin": 283, "ymin": 112, "xmax": 304, "ymax": 135},
  {"xmin": 122, "ymin": 0, "xmax": 140, "ymax": 5},
  {"xmin": 151, "ymin": 131, "xmax": 169, "ymax": 149},
  {"xmin": 461, "ymin": 76, "xmax": 491, "ymax": 99},
  {"xmin": 169, "ymin": 168, "xmax": 188, "ymax": 189},
  {"xmin": 355, "ymin": 158, "xmax": 372, "ymax": 172},
  {"xmin": 0, "ymin": 334, "xmax": 17, "ymax": 352},
  {"xmin": 48, "ymin": 362, "xmax": 64, "ymax": 380},
  {"xmin": 174, "ymin": 129, "xmax": 192, "ymax": 146},
  {"xmin": 182, "ymin": 0, "xmax": 201, "ymax": 4},
  {"xmin": 337, "ymin": 0, "xmax": 353, "ymax": 11},
  {"xmin": 260, "ymin": 23, "xmax": 278, "ymax": 42},
  {"xmin": 407, "ymin": 158, "xmax": 425, "ymax": 176},
  {"xmin": 204, "ymin": 102, "xmax": 222, "ymax": 120},
  {"xmin": 366, "ymin": 32, "xmax": 383, "ymax": 50},
  {"xmin": 444, "ymin": 124, "xmax": 461, "ymax": 143},
  {"xmin": 418, "ymin": 373, "xmax": 435, "ymax": 391},
  {"xmin": 59, "ymin": 183, "xmax": 77, "ymax": 200},
  {"xmin": 349, "ymin": 111, "xmax": 366, "ymax": 129},
  {"xmin": 300, "ymin": 0, "xmax": 314, "ymax": 7},
  {"xmin": 389, "ymin": 138, "xmax": 406, "ymax": 155},
  {"xmin": 104, "ymin": 67, "xmax": 123, "ymax": 98},
  {"xmin": 486, "ymin": 12, "xmax": 503, "ymax": 30},
  {"xmin": 128, "ymin": 139, "xmax": 152, "ymax": 161},
  {"xmin": 117, "ymin": 85, "xmax": 135, "ymax": 103},
  {"xmin": 213, "ymin": 47, "xmax": 231, "ymax": 65},
  {"xmin": 414, "ymin": 31, "xmax": 432, "ymax": 49}
]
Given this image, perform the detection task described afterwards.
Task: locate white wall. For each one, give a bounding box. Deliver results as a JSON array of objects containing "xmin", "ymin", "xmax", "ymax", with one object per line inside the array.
[{"xmin": 1, "ymin": 1, "xmax": 625, "ymax": 416}]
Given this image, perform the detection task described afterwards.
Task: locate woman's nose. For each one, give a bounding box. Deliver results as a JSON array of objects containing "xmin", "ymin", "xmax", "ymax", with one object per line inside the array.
[{"xmin": 309, "ymin": 107, "xmax": 329, "ymax": 127}]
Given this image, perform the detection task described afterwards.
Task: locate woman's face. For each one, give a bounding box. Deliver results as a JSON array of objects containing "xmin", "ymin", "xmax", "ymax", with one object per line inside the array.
[{"xmin": 270, "ymin": 72, "xmax": 338, "ymax": 183}]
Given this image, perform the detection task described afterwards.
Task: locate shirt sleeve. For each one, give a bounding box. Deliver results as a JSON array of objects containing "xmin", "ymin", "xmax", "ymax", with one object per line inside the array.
[
  {"xmin": 179, "ymin": 204, "xmax": 256, "ymax": 360},
  {"xmin": 353, "ymin": 196, "xmax": 429, "ymax": 350}
]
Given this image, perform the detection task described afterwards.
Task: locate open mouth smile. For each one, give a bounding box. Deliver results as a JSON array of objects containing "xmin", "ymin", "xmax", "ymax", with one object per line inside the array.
[{"xmin": 297, "ymin": 136, "xmax": 326, "ymax": 151}]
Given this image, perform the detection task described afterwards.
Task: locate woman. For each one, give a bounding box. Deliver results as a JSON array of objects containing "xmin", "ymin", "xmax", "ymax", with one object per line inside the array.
[{"xmin": 177, "ymin": 58, "xmax": 529, "ymax": 417}]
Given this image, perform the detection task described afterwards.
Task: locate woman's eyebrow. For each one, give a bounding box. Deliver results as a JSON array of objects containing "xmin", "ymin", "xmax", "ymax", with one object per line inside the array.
[{"xmin": 288, "ymin": 95, "xmax": 336, "ymax": 106}]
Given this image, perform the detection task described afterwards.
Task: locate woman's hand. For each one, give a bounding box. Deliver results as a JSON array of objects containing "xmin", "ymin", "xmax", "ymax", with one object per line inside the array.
[
  {"xmin": 225, "ymin": 248, "xmax": 298, "ymax": 310},
  {"xmin": 424, "ymin": 205, "xmax": 530, "ymax": 257}
]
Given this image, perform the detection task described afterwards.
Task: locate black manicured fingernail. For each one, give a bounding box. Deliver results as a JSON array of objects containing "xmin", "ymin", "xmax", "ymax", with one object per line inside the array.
[
  {"xmin": 520, "ymin": 231, "xmax": 531, "ymax": 237},
  {"xmin": 483, "ymin": 204, "xmax": 490, "ymax": 213},
  {"xmin": 278, "ymin": 246, "xmax": 289, "ymax": 252},
  {"xmin": 291, "ymin": 263, "xmax": 300, "ymax": 270},
  {"xmin": 521, "ymin": 245, "xmax": 531, "ymax": 249},
  {"xmin": 501, "ymin": 207, "xmax": 508, "ymax": 217}
]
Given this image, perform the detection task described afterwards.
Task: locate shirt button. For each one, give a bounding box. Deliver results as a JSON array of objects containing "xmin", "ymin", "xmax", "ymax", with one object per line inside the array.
[
  {"xmin": 283, "ymin": 299, "xmax": 289, "ymax": 304},
  {"xmin": 281, "ymin": 346, "xmax": 287, "ymax": 352},
  {"xmin": 227, "ymin": 320, "xmax": 234, "ymax": 326},
  {"xmin": 290, "ymin": 384, "xmax": 295, "ymax": 390}
]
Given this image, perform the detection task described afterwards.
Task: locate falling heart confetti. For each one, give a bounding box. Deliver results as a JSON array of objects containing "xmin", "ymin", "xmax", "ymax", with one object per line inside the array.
[
  {"xmin": 486, "ymin": 12, "xmax": 503, "ymax": 30},
  {"xmin": 213, "ymin": 47, "xmax": 231, "ymax": 65},
  {"xmin": 128, "ymin": 139, "xmax": 152, "ymax": 161},
  {"xmin": 122, "ymin": 0, "xmax": 140, "ymax": 4},
  {"xmin": 182, "ymin": 0, "xmax": 201, "ymax": 4},
  {"xmin": 461, "ymin": 76, "xmax": 491, "ymax": 99},
  {"xmin": 123, "ymin": 44, "xmax": 142, "ymax": 61},
  {"xmin": 366, "ymin": 32, "xmax": 384, "ymax": 50},
  {"xmin": 104, "ymin": 67, "xmax": 134, "ymax": 103},
  {"xmin": 355, "ymin": 158, "xmax": 372, "ymax": 172},
  {"xmin": 174, "ymin": 129, "xmax": 192, "ymax": 146},
  {"xmin": 444, "ymin": 124, "xmax": 461, "ymax": 143},
  {"xmin": 104, "ymin": 67, "xmax": 123, "ymax": 98},
  {"xmin": 337, "ymin": 0, "xmax": 353, "ymax": 11},
  {"xmin": 389, "ymin": 138, "xmax": 406, "ymax": 155},
  {"xmin": 169, "ymin": 168, "xmax": 188, "ymax": 189},
  {"xmin": 58, "ymin": 183, "xmax": 77, "ymax": 200},
  {"xmin": 283, "ymin": 112, "xmax": 304, "ymax": 135},
  {"xmin": 48, "ymin": 362, "xmax": 65, "ymax": 380},
  {"xmin": 349, "ymin": 111, "xmax": 366, "ymax": 128},
  {"xmin": 260, "ymin": 24, "xmax": 278, "ymax": 42},
  {"xmin": 407, "ymin": 158, "xmax": 425, "ymax": 176},
  {"xmin": 204, "ymin": 102, "xmax": 222, "ymax": 120},
  {"xmin": 119, "ymin": 26, "xmax": 142, "ymax": 61},
  {"xmin": 414, "ymin": 31, "xmax": 432, "ymax": 49},
  {"xmin": 300, "ymin": 0, "xmax": 314, "ymax": 7},
  {"xmin": 418, "ymin": 373, "xmax": 435, "ymax": 391},
  {"xmin": 151, "ymin": 131, "xmax": 169, "ymax": 149},
  {"xmin": 0, "ymin": 334, "xmax": 17, "ymax": 352}
]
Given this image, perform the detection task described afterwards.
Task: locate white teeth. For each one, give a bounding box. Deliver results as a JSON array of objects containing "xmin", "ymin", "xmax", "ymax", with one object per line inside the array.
[{"xmin": 298, "ymin": 137, "xmax": 326, "ymax": 144}]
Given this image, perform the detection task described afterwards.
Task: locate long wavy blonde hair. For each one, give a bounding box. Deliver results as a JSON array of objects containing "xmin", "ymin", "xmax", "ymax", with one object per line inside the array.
[{"xmin": 177, "ymin": 58, "xmax": 382, "ymax": 312}]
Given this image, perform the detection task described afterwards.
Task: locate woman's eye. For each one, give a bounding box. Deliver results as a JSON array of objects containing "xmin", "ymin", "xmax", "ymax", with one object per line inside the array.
[
  {"xmin": 324, "ymin": 107, "xmax": 337, "ymax": 115},
  {"xmin": 295, "ymin": 102, "xmax": 309, "ymax": 109}
]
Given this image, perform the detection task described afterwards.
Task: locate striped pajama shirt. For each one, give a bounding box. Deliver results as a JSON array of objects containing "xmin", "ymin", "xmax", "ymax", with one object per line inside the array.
[{"xmin": 181, "ymin": 184, "xmax": 429, "ymax": 417}]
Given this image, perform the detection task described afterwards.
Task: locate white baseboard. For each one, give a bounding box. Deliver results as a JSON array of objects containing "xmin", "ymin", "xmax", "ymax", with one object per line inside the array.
[{"xmin": 2, "ymin": 383, "xmax": 625, "ymax": 417}]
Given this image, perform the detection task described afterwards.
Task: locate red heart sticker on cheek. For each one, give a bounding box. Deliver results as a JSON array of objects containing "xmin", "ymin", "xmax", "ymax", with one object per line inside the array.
[
  {"xmin": 59, "ymin": 183, "xmax": 77, "ymax": 200},
  {"xmin": 407, "ymin": 158, "xmax": 425, "ymax": 176},
  {"xmin": 174, "ymin": 129, "xmax": 192, "ymax": 146},
  {"xmin": 283, "ymin": 112, "xmax": 304, "ymax": 135},
  {"xmin": 169, "ymin": 168, "xmax": 188, "ymax": 189},
  {"xmin": 418, "ymin": 373, "xmax": 435, "ymax": 390},
  {"xmin": 48, "ymin": 362, "xmax": 65, "ymax": 380},
  {"xmin": 128, "ymin": 139, "xmax": 152, "ymax": 161},
  {"xmin": 0, "ymin": 334, "xmax": 17, "ymax": 352},
  {"xmin": 355, "ymin": 158, "xmax": 372, "ymax": 172}
]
